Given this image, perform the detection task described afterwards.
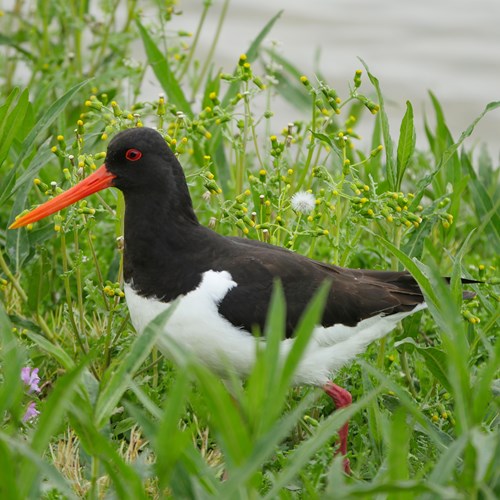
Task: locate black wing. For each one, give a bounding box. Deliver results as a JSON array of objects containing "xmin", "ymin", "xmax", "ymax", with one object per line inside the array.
[{"xmin": 217, "ymin": 237, "xmax": 425, "ymax": 337}]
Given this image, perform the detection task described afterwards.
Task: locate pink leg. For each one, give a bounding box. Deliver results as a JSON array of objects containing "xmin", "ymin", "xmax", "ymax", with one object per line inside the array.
[{"xmin": 323, "ymin": 381, "xmax": 353, "ymax": 474}]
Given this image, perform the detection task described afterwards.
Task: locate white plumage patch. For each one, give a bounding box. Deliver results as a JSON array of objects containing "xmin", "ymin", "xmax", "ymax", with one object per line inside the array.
[{"xmin": 124, "ymin": 270, "xmax": 426, "ymax": 386}]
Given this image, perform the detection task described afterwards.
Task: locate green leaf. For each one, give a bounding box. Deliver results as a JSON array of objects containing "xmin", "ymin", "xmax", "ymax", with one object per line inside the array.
[
  {"xmin": 461, "ymin": 152, "xmax": 500, "ymax": 248},
  {"xmin": 26, "ymin": 332, "xmax": 75, "ymax": 370},
  {"xmin": 310, "ymin": 131, "xmax": 343, "ymax": 164},
  {"xmin": 0, "ymin": 440, "xmax": 21, "ymax": 500},
  {"xmin": 30, "ymin": 364, "xmax": 86, "ymax": 454},
  {"xmin": 0, "ymin": 433, "xmax": 76, "ymax": 499},
  {"xmin": 359, "ymin": 58, "xmax": 396, "ymax": 190},
  {"xmin": 0, "ymin": 87, "xmax": 30, "ymax": 168},
  {"xmin": 94, "ymin": 306, "xmax": 175, "ymax": 428},
  {"xmin": 221, "ymin": 391, "xmax": 318, "ymax": 497},
  {"xmin": 0, "ymin": 34, "xmax": 36, "ymax": 59},
  {"xmin": 360, "ymin": 361, "xmax": 452, "ymax": 449},
  {"xmin": 387, "ymin": 408, "xmax": 410, "ymax": 485},
  {"xmin": 191, "ymin": 363, "xmax": 253, "ymax": 466},
  {"xmin": 69, "ymin": 410, "xmax": 148, "ymax": 499},
  {"xmin": 396, "ymin": 101, "xmax": 416, "ymax": 190},
  {"xmin": 410, "ymin": 99, "xmax": 500, "ymax": 210},
  {"xmin": 5, "ymin": 146, "xmax": 53, "ymax": 269},
  {"xmin": 263, "ymin": 389, "xmax": 381, "ymax": 499},
  {"xmin": 247, "ymin": 10, "xmax": 283, "ymax": 61},
  {"xmin": 221, "ymin": 10, "xmax": 283, "ymax": 107},
  {"xmin": 136, "ymin": 20, "xmax": 193, "ymax": 117},
  {"xmin": 155, "ymin": 372, "xmax": 192, "ymax": 490},
  {"xmin": 0, "ymin": 304, "xmax": 25, "ymax": 419},
  {"xmin": 262, "ymin": 49, "xmax": 311, "ymax": 111},
  {"xmin": 0, "ymin": 79, "xmax": 91, "ymax": 205},
  {"xmin": 417, "ymin": 346, "xmax": 451, "ymax": 392},
  {"xmin": 470, "ymin": 428, "xmax": 497, "ymax": 482},
  {"xmin": 19, "ymin": 362, "xmax": 87, "ymax": 497},
  {"xmin": 280, "ymin": 281, "xmax": 330, "ymax": 391},
  {"xmin": 372, "ymin": 234, "xmax": 438, "ymax": 305}
]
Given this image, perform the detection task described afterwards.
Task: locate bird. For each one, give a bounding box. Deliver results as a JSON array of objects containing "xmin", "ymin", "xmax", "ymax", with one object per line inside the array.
[{"xmin": 10, "ymin": 127, "xmax": 476, "ymax": 474}]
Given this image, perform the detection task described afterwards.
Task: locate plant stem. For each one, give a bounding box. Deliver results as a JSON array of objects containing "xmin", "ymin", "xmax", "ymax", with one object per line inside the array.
[
  {"xmin": 296, "ymin": 99, "xmax": 317, "ymax": 191},
  {"xmin": 0, "ymin": 247, "xmax": 27, "ymax": 303},
  {"xmin": 85, "ymin": 228, "xmax": 110, "ymax": 312},
  {"xmin": 236, "ymin": 82, "xmax": 251, "ymax": 195},
  {"xmin": 104, "ymin": 301, "xmax": 115, "ymax": 370},
  {"xmin": 90, "ymin": 456, "xmax": 100, "ymax": 500},
  {"xmin": 73, "ymin": 229, "xmax": 86, "ymax": 345},
  {"xmin": 245, "ymin": 94, "xmax": 264, "ymax": 170},
  {"xmin": 60, "ymin": 232, "xmax": 87, "ymax": 356},
  {"xmin": 400, "ymin": 349, "xmax": 418, "ymax": 398},
  {"xmin": 332, "ymin": 176, "xmax": 346, "ymax": 266},
  {"xmin": 89, "ymin": 0, "xmax": 121, "ymax": 75},
  {"xmin": 179, "ymin": 2, "xmax": 210, "ymax": 80},
  {"xmin": 191, "ymin": 0, "xmax": 231, "ymax": 100},
  {"xmin": 378, "ymin": 224, "xmax": 404, "ymax": 366}
]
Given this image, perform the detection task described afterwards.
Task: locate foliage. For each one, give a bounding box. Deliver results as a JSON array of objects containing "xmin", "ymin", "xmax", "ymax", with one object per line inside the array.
[{"xmin": 0, "ymin": 1, "xmax": 499, "ymax": 498}]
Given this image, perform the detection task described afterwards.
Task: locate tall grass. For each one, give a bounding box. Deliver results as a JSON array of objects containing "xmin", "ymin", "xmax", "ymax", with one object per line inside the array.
[{"xmin": 0, "ymin": 1, "xmax": 499, "ymax": 498}]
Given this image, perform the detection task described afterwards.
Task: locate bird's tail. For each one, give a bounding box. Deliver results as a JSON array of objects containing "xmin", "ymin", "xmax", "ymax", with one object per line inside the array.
[{"xmin": 292, "ymin": 305, "xmax": 426, "ymax": 386}]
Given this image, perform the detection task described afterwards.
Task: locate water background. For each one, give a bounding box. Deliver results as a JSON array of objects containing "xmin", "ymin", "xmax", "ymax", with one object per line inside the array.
[
  {"xmin": 157, "ymin": 0, "xmax": 500, "ymax": 159},
  {"xmin": 2, "ymin": 0, "xmax": 499, "ymax": 158}
]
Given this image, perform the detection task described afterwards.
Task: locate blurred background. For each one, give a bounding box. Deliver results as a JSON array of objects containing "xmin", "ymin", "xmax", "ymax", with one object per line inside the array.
[{"xmin": 156, "ymin": 0, "xmax": 500, "ymax": 158}]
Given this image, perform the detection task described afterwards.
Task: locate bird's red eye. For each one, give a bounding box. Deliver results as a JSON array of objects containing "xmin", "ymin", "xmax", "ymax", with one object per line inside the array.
[{"xmin": 125, "ymin": 148, "xmax": 142, "ymax": 161}]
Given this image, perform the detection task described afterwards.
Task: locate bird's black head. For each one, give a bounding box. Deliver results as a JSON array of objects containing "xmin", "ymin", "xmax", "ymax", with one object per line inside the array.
[
  {"xmin": 105, "ymin": 127, "xmax": 198, "ymax": 225},
  {"xmin": 105, "ymin": 127, "xmax": 181, "ymax": 194}
]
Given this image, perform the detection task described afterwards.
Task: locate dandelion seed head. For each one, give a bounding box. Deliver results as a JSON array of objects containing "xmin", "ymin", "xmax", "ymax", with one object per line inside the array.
[{"xmin": 291, "ymin": 191, "xmax": 316, "ymax": 214}]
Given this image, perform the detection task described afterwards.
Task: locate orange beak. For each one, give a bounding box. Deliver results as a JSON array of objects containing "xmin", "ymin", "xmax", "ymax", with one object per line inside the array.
[{"xmin": 9, "ymin": 164, "xmax": 116, "ymax": 229}]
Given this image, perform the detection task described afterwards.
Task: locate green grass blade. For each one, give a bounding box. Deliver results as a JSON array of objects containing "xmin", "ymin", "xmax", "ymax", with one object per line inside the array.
[
  {"xmin": 373, "ymin": 233, "xmax": 438, "ymax": 304},
  {"xmin": 221, "ymin": 391, "xmax": 319, "ymax": 497},
  {"xmin": 29, "ymin": 364, "xmax": 86, "ymax": 454},
  {"xmin": 472, "ymin": 339, "xmax": 500, "ymax": 425},
  {"xmin": 280, "ymin": 281, "xmax": 330, "ymax": 390},
  {"xmin": 155, "ymin": 371, "xmax": 192, "ymax": 490},
  {"xmin": 461, "ymin": 152, "xmax": 500, "ymax": 248},
  {"xmin": 0, "ymin": 79, "xmax": 90, "ymax": 205},
  {"xmin": 416, "ymin": 346, "xmax": 452, "ymax": 393},
  {"xmin": 360, "ymin": 361, "xmax": 452, "ymax": 448},
  {"xmin": 262, "ymin": 49, "xmax": 311, "ymax": 111},
  {"xmin": 359, "ymin": 58, "xmax": 396, "ymax": 190},
  {"xmin": 396, "ymin": 101, "xmax": 415, "ymax": 191},
  {"xmin": 0, "ymin": 440, "xmax": 21, "ymax": 500},
  {"xmin": 264, "ymin": 389, "xmax": 381, "ymax": 499},
  {"xmin": 221, "ymin": 10, "xmax": 283, "ymax": 107},
  {"xmin": 26, "ymin": 332, "xmax": 75, "ymax": 370},
  {"xmin": 136, "ymin": 20, "xmax": 193, "ymax": 117},
  {"xmin": 423, "ymin": 434, "xmax": 468, "ymax": 497},
  {"xmin": 410, "ymin": 99, "xmax": 500, "ymax": 209},
  {"xmin": 387, "ymin": 408, "xmax": 410, "ymax": 486},
  {"xmin": 19, "ymin": 362, "xmax": 87, "ymax": 497},
  {"xmin": 69, "ymin": 411, "xmax": 148, "ymax": 499},
  {"xmin": 0, "ymin": 433, "xmax": 76, "ymax": 499},
  {"xmin": 192, "ymin": 363, "xmax": 253, "ymax": 467},
  {"xmin": 243, "ymin": 281, "xmax": 286, "ymax": 434},
  {"xmin": 94, "ymin": 307, "xmax": 175, "ymax": 428},
  {"xmin": 0, "ymin": 87, "xmax": 30, "ymax": 168},
  {"xmin": 0, "ymin": 304, "xmax": 24, "ymax": 418}
]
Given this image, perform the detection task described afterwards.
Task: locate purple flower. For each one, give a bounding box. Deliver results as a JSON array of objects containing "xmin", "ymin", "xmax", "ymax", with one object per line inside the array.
[
  {"xmin": 21, "ymin": 367, "xmax": 41, "ymax": 393},
  {"xmin": 22, "ymin": 401, "xmax": 40, "ymax": 422}
]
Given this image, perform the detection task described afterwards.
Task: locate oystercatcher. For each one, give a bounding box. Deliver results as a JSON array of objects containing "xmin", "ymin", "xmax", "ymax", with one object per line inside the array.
[{"xmin": 10, "ymin": 127, "xmax": 476, "ymax": 473}]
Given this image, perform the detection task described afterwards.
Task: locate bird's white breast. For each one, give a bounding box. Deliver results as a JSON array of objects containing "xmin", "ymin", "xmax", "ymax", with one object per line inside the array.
[
  {"xmin": 124, "ymin": 270, "xmax": 426, "ymax": 386},
  {"xmin": 124, "ymin": 270, "xmax": 259, "ymax": 378}
]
